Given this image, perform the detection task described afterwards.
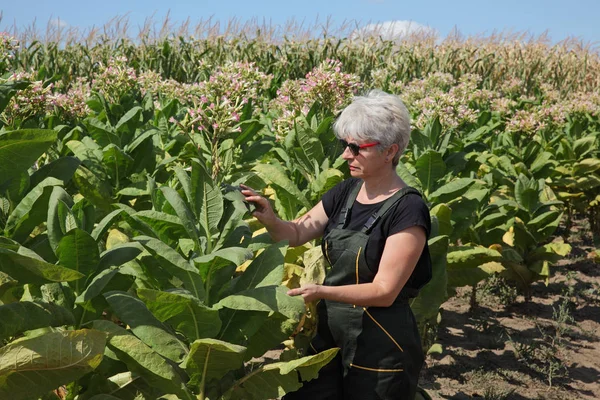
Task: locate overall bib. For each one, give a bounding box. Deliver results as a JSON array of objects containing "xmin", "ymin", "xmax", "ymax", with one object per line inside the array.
[{"xmin": 285, "ymin": 184, "xmax": 424, "ymax": 400}]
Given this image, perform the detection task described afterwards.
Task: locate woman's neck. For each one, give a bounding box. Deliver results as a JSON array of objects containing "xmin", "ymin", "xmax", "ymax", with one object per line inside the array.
[{"xmin": 360, "ymin": 169, "xmax": 405, "ymax": 201}]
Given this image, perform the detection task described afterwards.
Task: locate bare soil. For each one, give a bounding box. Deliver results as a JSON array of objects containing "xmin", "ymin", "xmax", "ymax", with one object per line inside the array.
[{"xmin": 421, "ymin": 230, "xmax": 600, "ymax": 400}]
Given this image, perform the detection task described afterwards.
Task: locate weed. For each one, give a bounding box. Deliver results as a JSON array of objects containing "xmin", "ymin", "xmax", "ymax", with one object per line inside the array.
[{"xmin": 479, "ymin": 274, "xmax": 518, "ymax": 307}]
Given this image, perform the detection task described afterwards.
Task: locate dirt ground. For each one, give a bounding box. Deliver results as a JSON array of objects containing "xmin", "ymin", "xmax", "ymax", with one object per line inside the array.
[{"xmin": 421, "ymin": 229, "xmax": 600, "ymax": 400}]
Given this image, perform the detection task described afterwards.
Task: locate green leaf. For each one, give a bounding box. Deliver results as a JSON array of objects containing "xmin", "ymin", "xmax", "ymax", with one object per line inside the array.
[
  {"xmin": 396, "ymin": 161, "xmax": 422, "ymax": 190},
  {"xmin": 104, "ymin": 290, "xmax": 189, "ymax": 362},
  {"xmin": 182, "ymin": 338, "xmax": 246, "ymax": 385},
  {"xmin": 0, "ymin": 301, "xmax": 75, "ymax": 342},
  {"xmin": 46, "ymin": 186, "xmax": 73, "ymax": 251},
  {"xmin": 0, "ymin": 247, "xmax": 84, "ymax": 284},
  {"xmin": 572, "ymin": 137, "xmax": 597, "ymax": 159},
  {"xmin": 573, "ymin": 158, "xmax": 600, "ymax": 176},
  {"xmin": 160, "ymin": 187, "xmax": 201, "ymax": 250},
  {"xmin": 191, "ymin": 160, "xmax": 223, "ymax": 241},
  {"xmin": 96, "ymin": 242, "xmax": 143, "ymax": 273},
  {"xmin": 5, "ymin": 177, "xmax": 62, "ymax": 241},
  {"xmin": 135, "ymin": 236, "xmax": 205, "ymax": 300},
  {"xmin": 428, "ymin": 178, "xmax": 475, "ymax": 203},
  {"xmin": 56, "ymin": 229, "xmax": 100, "ymax": 293},
  {"xmin": 137, "ymin": 288, "xmax": 221, "ymax": 341},
  {"xmin": 446, "ymin": 246, "xmax": 502, "ymax": 270},
  {"xmin": 91, "ymin": 209, "xmax": 125, "ymax": 241},
  {"xmin": 311, "ymin": 168, "xmax": 344, "ymax": 199},
  {"xmin": 0, "ymin": 329, "xmax": 106, "ymax": 400},
  {"xmin": 72, "ymin": 166, "xmax": 113, "ymax": 211},
  {"xmin": 216, "ymin": 285, "xmax": 305, "ymax": 320},
  {"xmin": 415, "ymin": 150, "xmax": 446, "ymax": 197},
  {"xmin": 0, "ymin": 81, "xmax": 30, "ymax": 114},
  {"xmin": 115, "ymin": 106, "xmax": 142, "ymax": 137},
  {"xmin": 253, "ymin": 163, "xmax": 311, "ymax": 209},
  {"xmin": 29, "ymin": 156, "xmax": 81, "ymax": 189},
  {"xmin": 410, "ymin": 235, "xmax": 448, "ymax": 325},
  {"xmin": 226, "ymin": 348, "xmax": 339, "ymax": 399},
  {"xmin": 296, "ymin": 124, "xmax": 325, "ymax": 165},
  {"xmin": 133, "ymin": 210, "xmax": 188, "ymax": 245},
  {"xmin": 0, "ymin": 129, "xmax": 57, "ymax": 188},
  {"xmin": 92, "ymin": 320, "xmax": 193, "ymax": 400},
  {"xmin": 102, "ymin": 144, "xmax": 134, "ymax": 184},
  {"xmin": 232, "ymin": 242, "xmax": 288, "ymax": 293},
  {"xmin": 514, "ymin": 174, "xmax": 539, "ymax": 213}
]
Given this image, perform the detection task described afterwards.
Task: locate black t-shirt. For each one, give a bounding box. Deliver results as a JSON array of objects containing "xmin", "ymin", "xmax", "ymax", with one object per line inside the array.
[{"xmin": 321, "ymin": 178, "xmax": 432, "ymax": 293}]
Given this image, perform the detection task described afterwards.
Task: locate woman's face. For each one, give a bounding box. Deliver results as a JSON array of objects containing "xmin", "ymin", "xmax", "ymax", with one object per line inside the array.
[{"xmin": 340, "ymin": 138, "xmax": 389, "ymax": 179}]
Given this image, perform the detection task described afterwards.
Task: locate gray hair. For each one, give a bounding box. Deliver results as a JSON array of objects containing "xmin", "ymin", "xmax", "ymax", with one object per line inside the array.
[{"xmin": 333, "ymin": 90, "xmax": 411, "ymax": 165}]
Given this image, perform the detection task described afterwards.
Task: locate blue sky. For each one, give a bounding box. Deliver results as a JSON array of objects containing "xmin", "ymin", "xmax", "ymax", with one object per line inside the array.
[{"xmin": 1, "ymin": 0, "xmax": 598, "ymax": 44}]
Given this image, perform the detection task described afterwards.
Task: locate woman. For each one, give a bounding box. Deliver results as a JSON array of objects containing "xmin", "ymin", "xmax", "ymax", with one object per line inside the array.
[{"xmin": 242, "ymin": 90, "xmax": 432, "ymax": 400}]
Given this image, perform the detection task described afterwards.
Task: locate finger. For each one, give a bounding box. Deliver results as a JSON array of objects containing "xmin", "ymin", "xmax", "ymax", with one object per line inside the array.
[{"xmin": 287, "ymin": 289, "xmax": 301, "ymax": 296}]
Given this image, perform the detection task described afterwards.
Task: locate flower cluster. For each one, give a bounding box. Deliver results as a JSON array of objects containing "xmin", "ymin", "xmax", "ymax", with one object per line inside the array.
[
  {"xmin": 398, "ymin": 73, "xmax": 487, "ymax": 129},
  {"xmin": 270, "ymin": 59, "xmax": 361, "ymax": 138},
  {"xmin": 185, "ymin": 61, "xmax": 272, "ymax": 138},
  {"xmin": 1, "ymin": 71, "xmax": 53, "ymax": 123},
  {"xmin": 91, "ymin": 56, "xmax": 139, "ymax": 103},
  {"xmin": 47, "ymin": 78, "xmax": 92, "ymax": 119},
  {"xmin": 0, "ymin": 33, "xmax": 19, "ymax": 73}
]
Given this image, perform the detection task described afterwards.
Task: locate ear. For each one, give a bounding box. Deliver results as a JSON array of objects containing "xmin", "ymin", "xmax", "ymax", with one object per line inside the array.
[{"xmin": 386, "ymin": 143, "xmax": 399, "ymax": 162}]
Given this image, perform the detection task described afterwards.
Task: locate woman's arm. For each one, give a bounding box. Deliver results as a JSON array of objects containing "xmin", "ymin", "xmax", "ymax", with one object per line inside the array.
[
  {"xmin": 288, "ymin": 225, "xmax": 427, "ymax": 307},
  {"xmin": 241, "ymin": 185, "xmax": 329, "ymax": 247}
]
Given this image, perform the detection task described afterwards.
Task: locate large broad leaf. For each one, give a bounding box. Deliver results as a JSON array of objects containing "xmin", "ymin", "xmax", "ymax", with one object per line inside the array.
[
  {"xmin": 137, "ymin": 288, "xmax": 221, "ymax": 341},
  {"xmin": 243, "ymin": 313, "xmax": 297, "ymax": 360},
  {"xmin": 135, "ymin": 236, "xmax": 205, "ymax": 300},
  {"xmin": 410, "ymin": 235, "xmax": 449, "ymax": 325},
  {"xmin": 4, "ymin": 177, "xmax": 62, "ymax": 242},
  {"xmin": 133, "ymin": 210, "xmax": 188, "ymax": 245},
  {"xmin": 0, "ymin": 301, "xmax": 75, "ymax": 342},
  {"xmin": 428, "ymin": 178, "xmax": 475, "ymax": 204},
  {"xmin": 102, "ymin": 144, "xmax": 134, "ymax": 184},
  {"xmin": 447, "ymin": 246, "xmax": 502, "ymax": 270},
  {"xmin": 91, "ymin": 209, "xmax": 126, "ymax": 241},
  {"xmin": 191, "ymin": 160, "xmax": 223, "ymax": 242},
  {"xmin": 159, "ymin": 187, "xmax": 201, "ymax": 250},
  {"xmin": 92, "ymin": 320, "xmax": 194, "ymax": 400},
  {"xmin": 104, "ymin": 290, "xmax": 188, "ymax": 362},
  {"xmin": 311, "ymin": 168, "xmax": 344, "ymax": 199},
  {"xmin": 56, "ymin": 228, "xmax": 100, "ymax": 293},
  {"xmin": 415, "ymin": 150, "xmax": 446, "ymax": 197},
  {"xmin": 446, "ymin": 246, "xmax": 503, "ymax": 288},
  {"xmin": 232, "ymin": 242, "xmax": 288, "ymax": 293},
  {"xmin": 396, "ymin": 162, "xmax": 422, "ymax": 190},
  {"xmin": 0, "ymin": 247, "xmax": 84, "ymax": 284},
  {"xmin": 296, "ymin": 124, "xmax": 325, "ymax": 166},
  {"xmin": 29, "ymin": 156, "xmax": 81, "ymax": 188},
  {"xmin": 216, "ymin": 285, "xmax": 305, "ymax": 320},
  {"xmin": 225, "ymin": 348, "xmax": 339, "ymax": 400},
  {"xmin": 182, "ymin": 338, "xmax": 246, "ymax": 387},
  {"xmin": 0, "ymin": 329, "xmax": 106, "ymax": 400},
  {"xmin": 253, "ymin": 163, "xmax": 311, "ymax": 209},
  {"xmin": 0, "ymin": 129, "xmax": 57, "ymax": 188},
  {"xmin": 46, "ymin": 186, "xmax": 74, "ymax": 251},
  {"xmin": 72, "ymin": 166, "xmax": 113, "ymax": 211}
]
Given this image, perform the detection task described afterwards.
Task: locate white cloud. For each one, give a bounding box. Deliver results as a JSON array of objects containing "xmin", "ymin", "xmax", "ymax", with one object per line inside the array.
[
  {"xmin": 351, "ymin": 20, "xmax": 438, "ymax": 40},
  {"xmin": 49, "ymin": 18, "xmax": 69, "ymax": 28}
]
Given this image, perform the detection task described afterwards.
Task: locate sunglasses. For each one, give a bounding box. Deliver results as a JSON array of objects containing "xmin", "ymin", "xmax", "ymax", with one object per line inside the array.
[{"xmin": 339, "ymin": 139, "xmax": 380, "ymax": 156}]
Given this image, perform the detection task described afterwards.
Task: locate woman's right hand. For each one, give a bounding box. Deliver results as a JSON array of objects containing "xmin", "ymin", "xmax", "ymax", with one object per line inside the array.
[{"xmin": 239, "ymin": 184, "xmax": 278, "ymax": 227}]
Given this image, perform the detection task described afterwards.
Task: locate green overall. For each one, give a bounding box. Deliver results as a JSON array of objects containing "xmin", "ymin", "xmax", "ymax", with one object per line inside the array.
[{"xmin": 285, "ymin": 183, "xmax": 424, "ymax": 400}]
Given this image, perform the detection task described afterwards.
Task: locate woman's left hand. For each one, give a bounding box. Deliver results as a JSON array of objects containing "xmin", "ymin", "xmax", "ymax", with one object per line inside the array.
[{"xmin": 287, "ymin": 284, "xmax": 322, "ymax": 303}]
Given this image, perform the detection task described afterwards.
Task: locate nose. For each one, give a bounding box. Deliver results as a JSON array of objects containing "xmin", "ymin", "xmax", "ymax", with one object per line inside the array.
[{"xmin": 341, "ymin": 146, "xmax": 354, "ymax": 160}]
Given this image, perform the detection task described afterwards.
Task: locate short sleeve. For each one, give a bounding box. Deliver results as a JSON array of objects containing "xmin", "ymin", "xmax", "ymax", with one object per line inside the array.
[{"xmin": 386, "ymin": 193, "xmax": 431, "ymax": 238}]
